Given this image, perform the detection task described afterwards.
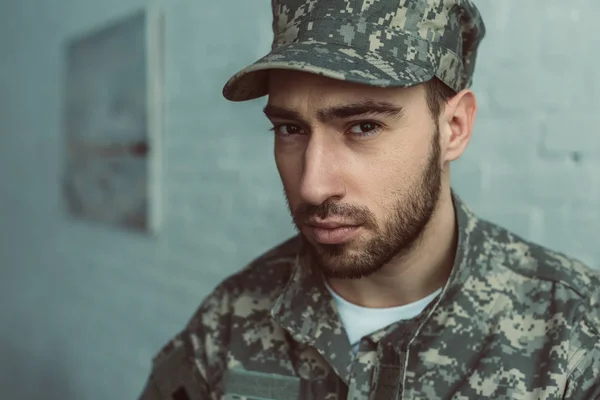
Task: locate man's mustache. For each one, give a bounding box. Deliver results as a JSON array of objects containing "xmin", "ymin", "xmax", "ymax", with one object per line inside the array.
[{"xmin": 293, "ymin": 200, "xmax": 376, "ymax": 228}]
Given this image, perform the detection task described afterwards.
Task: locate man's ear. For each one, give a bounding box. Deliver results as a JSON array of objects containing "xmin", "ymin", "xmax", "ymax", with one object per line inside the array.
[{"xmin": 440, "ymin": 89, "xmax": 477, "ymax": 162}]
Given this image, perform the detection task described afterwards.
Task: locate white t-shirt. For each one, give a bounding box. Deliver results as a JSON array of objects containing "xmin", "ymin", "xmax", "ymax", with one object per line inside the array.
[{"xmin": 325, "ymin": 282, "xmax": 442, "ymax": 353}]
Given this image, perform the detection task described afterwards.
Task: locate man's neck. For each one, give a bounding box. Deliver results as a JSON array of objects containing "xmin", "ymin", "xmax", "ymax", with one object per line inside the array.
[{"xmin": 326, "ymin": 190, "xmax": 458, "ymax": 308}]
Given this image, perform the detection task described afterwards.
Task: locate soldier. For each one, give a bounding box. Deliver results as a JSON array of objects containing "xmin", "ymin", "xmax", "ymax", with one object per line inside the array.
[{"xmin": 139, "ymin": 0, "xmax": 600, "ymax": 399}]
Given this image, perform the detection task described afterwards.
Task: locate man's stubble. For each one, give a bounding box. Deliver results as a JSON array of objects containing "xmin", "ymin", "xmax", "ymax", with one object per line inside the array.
[{"xmin": 285, "ymin": 125, "xmax": 443, "ymax": 280}]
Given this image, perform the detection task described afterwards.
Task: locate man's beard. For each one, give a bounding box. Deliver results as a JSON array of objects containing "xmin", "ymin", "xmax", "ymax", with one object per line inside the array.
[{"xmin": 286, "ymin": 127, "xmax": 443, "ymax": 280}]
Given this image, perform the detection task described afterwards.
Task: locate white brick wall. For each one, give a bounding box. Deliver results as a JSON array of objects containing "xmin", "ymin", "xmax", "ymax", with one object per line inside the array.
[
  {"xmin": 458, "ymin": 0, "xmax": 600, "ymax": 267},
  {"xmin": 0, "ymin": 0, "xmax": 598, "ymax": 398}
]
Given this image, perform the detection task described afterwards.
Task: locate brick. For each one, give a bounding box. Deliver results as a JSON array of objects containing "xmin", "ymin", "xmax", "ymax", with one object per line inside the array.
[
  {"xmin": 468, "ymin": 115, "xmax": 544, "ymax": 162},
  {"xmin": 473, "ymin": 205, "xmax": 535, "ymax": 242},
  {"xmin": 540, "ymin": 206, "xmax": 600, "ymax": 269},
  {"xmin": 541, "ymin": 113, "xmax": 600, "ymax": 157},
  {"xmin": 484, "ymin": 158, "xmax": 598, "ymax": 208}
]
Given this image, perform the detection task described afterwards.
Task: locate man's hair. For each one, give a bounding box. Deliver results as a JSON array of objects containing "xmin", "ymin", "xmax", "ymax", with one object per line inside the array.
[{"xmin": 424, "ymin": 77, "xmax": 456, "ymax": 118}]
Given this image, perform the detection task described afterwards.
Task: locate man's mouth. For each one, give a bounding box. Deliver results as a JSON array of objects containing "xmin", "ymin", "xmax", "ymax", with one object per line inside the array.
[{"xmin": 305, "ymin": 220, "xmax": 361, "ymax": 244}]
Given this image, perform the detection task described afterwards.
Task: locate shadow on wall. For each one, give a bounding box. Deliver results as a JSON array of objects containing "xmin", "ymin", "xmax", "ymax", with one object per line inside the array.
[{"xmin": 0, "ymin": 334, "xmax": 82, "ymax": 400}]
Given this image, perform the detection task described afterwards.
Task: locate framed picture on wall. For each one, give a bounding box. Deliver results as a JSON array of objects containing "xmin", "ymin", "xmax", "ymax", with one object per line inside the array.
[{"xmin": 62, "ymin": 8, "xmax": 164, "ymax": 234}]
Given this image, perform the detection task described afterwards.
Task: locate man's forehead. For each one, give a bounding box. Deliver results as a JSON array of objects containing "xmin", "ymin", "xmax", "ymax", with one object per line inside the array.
[{"xmin": 267, "ymin": 70, "xmax": 418, "ymax": 107}]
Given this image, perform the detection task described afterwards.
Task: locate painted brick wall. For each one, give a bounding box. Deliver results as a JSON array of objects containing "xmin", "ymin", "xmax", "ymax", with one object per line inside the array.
[{"xmin": 0, "ymin": 0, "xmax": 598, "ymax": 398}]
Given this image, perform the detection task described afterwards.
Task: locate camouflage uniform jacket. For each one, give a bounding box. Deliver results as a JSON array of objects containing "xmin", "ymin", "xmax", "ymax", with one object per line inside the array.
[{"xmin": 139, "ymin": 196, "xmax": 600, "ymax": 399}]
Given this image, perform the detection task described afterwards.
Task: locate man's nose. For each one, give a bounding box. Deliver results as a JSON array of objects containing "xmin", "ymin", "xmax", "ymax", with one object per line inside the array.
[{"xmin": 299, "ymin": 135, "xmax": 346, "ymax": 206}]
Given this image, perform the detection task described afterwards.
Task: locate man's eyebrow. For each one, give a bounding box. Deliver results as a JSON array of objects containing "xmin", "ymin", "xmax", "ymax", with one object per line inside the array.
[
  {"xmin": 262, "ymin": 100, "xmax": 405, "ymax": 124},
  {"xmin": 262, "ymin": 105, "xmax": 306, "ymax": 123},
  {"xmin": 317, "ymin": 100, "xmax": 405, "ymax": 121}
]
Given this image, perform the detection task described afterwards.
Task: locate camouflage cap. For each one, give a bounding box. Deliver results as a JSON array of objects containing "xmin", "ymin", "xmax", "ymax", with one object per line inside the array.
[{"xmin": 222, "ymin": 0, "xmax": 486, "ymax": 102}]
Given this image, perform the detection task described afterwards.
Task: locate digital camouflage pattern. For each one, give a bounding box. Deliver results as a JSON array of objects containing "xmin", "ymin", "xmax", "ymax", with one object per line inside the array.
[
  {"xmin": 141, "ymin": 1, "xmax": 600, "ymax": 398},
  {"xmin": 138, "ymin": 195, "xmax": 600, "ymax": 399},
  {"xmin": 222, "ymin": 0, "xmax": 486, "ymax": 101}
]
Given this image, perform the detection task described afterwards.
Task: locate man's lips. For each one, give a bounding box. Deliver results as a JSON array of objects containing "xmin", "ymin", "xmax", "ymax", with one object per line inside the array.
[
  {"xmin": 305, "ymin": 221, "xmax": 361, "ymax": 244},
  {"xmin": 307, "ymin": 221, "xmax": 357, "ymax": 229}
]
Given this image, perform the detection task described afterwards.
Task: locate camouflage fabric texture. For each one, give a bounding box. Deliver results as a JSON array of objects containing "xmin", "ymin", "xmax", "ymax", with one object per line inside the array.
[
  {"xmin": 138, "ymin": 194, "xmax": 600, "ymax": 399},
  {"xmin": 222, "ymin": 0, "xmax": 486, "ymax": 102}
]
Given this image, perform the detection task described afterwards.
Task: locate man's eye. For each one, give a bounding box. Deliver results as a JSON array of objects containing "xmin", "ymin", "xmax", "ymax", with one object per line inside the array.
[
  {"xmin": 272, "ymin": 124, "xmax": 304, "ymax": 136},
  {"xmin": 348, "ymin": 122, "xmax": 382, "ymax": 137}
]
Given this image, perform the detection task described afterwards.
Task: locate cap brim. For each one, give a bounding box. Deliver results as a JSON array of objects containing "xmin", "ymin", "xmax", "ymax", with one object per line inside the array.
[{"xmin": 222, "ymin": 41, "xmax": 435, "ymax": 102}]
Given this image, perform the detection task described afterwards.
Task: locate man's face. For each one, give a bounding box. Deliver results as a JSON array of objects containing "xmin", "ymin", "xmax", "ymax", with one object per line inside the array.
[{"xmin": 265, "ymin": 71, "xmax": 444, "ymax": 280}]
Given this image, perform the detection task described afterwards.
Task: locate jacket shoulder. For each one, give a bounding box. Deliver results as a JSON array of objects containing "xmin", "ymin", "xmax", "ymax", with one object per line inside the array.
[
  {"xmin": 151, "ymin": 235, "xmax": 301, "ymax": 388},
  {"xmin": 477, "ymin": 218, "xmax": 600, "ymax": 333},
  {"xmin": 216, "ymin": 234, "xmax": 301, "ymax": 303}
]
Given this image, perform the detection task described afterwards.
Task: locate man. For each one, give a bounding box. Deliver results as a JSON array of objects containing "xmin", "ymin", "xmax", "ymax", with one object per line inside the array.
[{"xmin": 139, "ymin": 0, "xmax": 600, "ymax": 398}]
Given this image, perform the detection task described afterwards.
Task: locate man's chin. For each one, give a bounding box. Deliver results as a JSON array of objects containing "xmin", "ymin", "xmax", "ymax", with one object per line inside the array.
[
  {"xmin": 304, "ymin": 238, "xmax": 353, "ymax": 259},
  {"xmin": 317, "ymin": 261, "xmax": 381, "ymax": 280},
  {"xmin": 305, "ymin": 245, "xmax": 356, "ymax": 269}
]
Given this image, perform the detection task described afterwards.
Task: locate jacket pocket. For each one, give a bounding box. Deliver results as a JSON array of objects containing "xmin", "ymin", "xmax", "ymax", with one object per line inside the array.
[{"xmin": 222, "ymin": 368, "xmax": 301, "ymax": 400}]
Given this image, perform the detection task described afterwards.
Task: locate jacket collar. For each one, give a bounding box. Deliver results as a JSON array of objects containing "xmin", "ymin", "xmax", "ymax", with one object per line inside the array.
[{"xmin": 270, "ymin": 192, "xmax": 480, "ymax": 382}]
